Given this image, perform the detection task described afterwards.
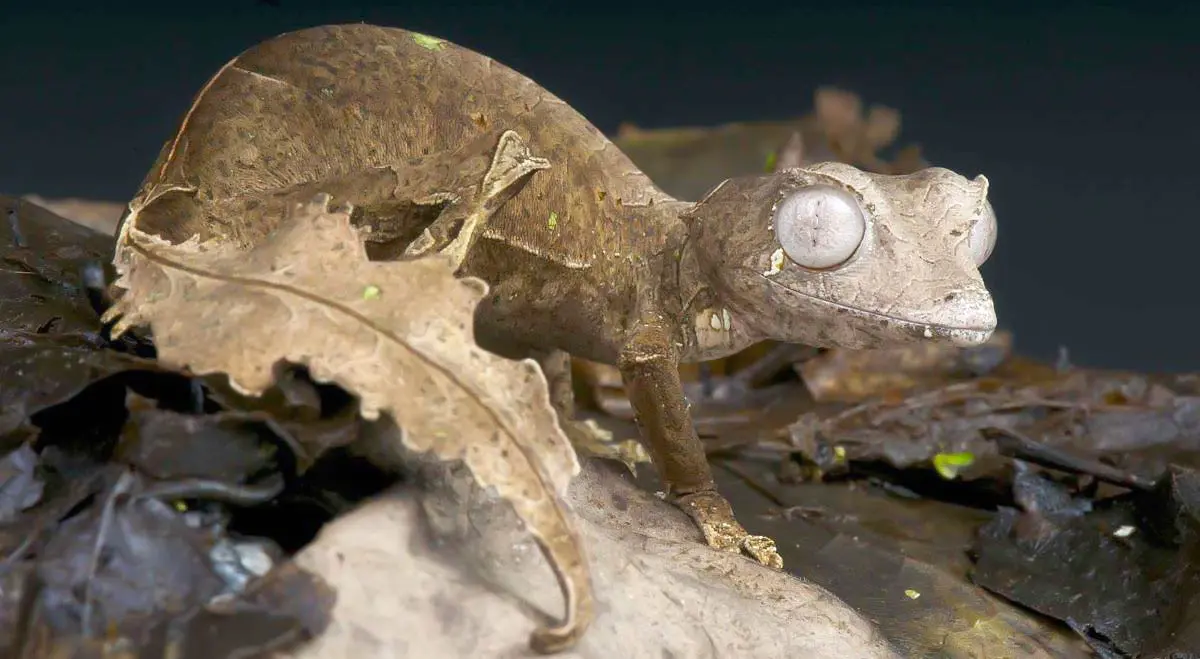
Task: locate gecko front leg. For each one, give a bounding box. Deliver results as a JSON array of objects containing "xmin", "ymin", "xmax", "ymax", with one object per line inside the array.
[{"xmin": 617, "ymin": 322, "xmax": 783, "ymax": 569}]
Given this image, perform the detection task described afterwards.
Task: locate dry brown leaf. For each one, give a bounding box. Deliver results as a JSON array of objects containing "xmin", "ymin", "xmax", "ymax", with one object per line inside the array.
[
  {"xmin": 799, "ymin": 331, "xmax": 1015, "ymax": 403},
  {"xmin": 814, "ymin": 87, "xmax": 863, "ymax": 134},
  {"xmin": 862, "ymin": 106, "xmax": 901, "ymax": 150},
  {"xmin": 104, "ymin": 193, "xmax": 594, "ymax": 653}
]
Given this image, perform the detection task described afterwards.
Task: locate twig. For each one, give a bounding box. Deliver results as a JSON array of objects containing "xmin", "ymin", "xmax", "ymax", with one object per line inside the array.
[
  {"xmin": 980, "ymin": 427, "xmax": 1156, "ymax": 491},
  {"xmin": 81, "ymin": 469, "xmax": 136, "ymax": 637},
  {"xmin": 8, "ymin": 208, "xmax": 26, "ymax": 248},
  {"xmin": 136, "ymin": 473, "xmax": 285, "ymax": 506}
]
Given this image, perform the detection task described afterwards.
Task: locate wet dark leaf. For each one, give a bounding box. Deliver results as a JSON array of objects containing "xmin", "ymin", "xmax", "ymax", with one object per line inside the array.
[
  {"xmin": 0, "ymin": 331, "xmax": 164, "ymax": 438},
  {"xmin": 706, "ymin": 462, "xmax": 1088, "ymax": 657},
  {"xmin": 968, "ymin": 467, "xmax": 1195, "ymax": 656},
  {"xmin": 200, "ymin": 369, "xmax": 364, "ymax": 472},
  {"xmin": 0, "ymin": 453, "xmax": 115, "ymax": 564},
  {"xmin": 6, "ymin": 468, "xmax": 332, "ymax": 659},
  {"xmin": 115, "ymin": 392, "xmax": 281, "ymax": 484},
  {"xmin": 0, "ymin": 444, "xmax": 44, "ymax": 523},
  {"xmin": 167, "ymin": 561, "xmax": 335, "ymax": 659},
  {"xmin": 0, "ymin": 195, "xmax": 114, "ymax": 337}
]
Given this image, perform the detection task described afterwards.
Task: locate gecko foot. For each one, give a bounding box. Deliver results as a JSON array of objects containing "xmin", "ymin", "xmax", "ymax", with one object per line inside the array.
[
  {"xmin": 674, "ymin": 490, "xmax": 784, "ymax": 570},
  {"xmin": 562, "ymin": 418, "xmax": 651, "ymax": 475}
]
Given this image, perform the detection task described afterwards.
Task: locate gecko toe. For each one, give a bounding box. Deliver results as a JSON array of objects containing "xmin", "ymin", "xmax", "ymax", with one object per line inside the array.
[
  {"xmin": 676, "ymin": 491, "xmax": 783, "ymax": 568},
  {"xmin": 741, "ymin": 535, "xmax": 784, "ymax": 570}
]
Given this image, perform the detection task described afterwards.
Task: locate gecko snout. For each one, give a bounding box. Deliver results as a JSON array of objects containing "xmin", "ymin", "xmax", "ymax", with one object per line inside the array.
[{"xmin": 923, "ymin": 287, "xmax": 997, "ymax": 346}]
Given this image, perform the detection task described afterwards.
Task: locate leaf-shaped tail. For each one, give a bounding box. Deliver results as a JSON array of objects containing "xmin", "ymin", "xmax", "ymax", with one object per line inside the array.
[
  {"xmin": 515, "ymin": 480, "xmax": 595, "ymax": 653},
  {"xmin": 467, "ymin": 357, "xmax": 594, "ymax": 652},
  {"xmin": 105, "ymin": 193, "xmax": 596, "ymax": 653}
]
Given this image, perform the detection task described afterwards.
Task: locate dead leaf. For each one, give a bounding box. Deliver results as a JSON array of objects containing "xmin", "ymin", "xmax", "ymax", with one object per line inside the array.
[
  {"xmin": 1, "ymin": 195, "xmax": 115, "ymax": 336},
  {"xmin": 863, "ymin": 106, "xmax": 901, "ymax": 150},
  {"xmin": 0, "ymin": 330, "xmax": 165, "ymax": 439},
  {"xmin": 815, "ymin": 87, "xmax": 863, "ymax": 134},
  {"xmin": 105, "ymin": 193, "xmax": 593, "ymax": 653},
  {"xmin": 799, "ymin": 331, "xmax": 1014, "ymax": 403},
  {"xmin": 20, "ymin": 194, "xmax": 125, "ymax": 236},
  {"xmin": 0, "ymin": 443, "xmax": 43, "ymax": 522}
]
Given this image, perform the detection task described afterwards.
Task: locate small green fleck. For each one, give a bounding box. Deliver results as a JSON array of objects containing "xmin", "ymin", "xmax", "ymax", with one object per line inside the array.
[
  {"xmin": 904, "ymin": 589, "xmax": 921, "ymax": 600},
  {"xmin": 833, "ymin": 445, "xmax": 847, "ymax": 463},
  {"xmin": 933, "ymin": 451, "xmax": 975, "ymax": 480},
  {"xmin": 412, "ymin": 33, "xmax": 446, "ymax": 51},
  {"xmin": 362, "ymin": 284, "xmax": 382, "ymax": 300},
  {"xmin": 547, "ymin": 211, "xmax": 558, "ymax": 230},
  {"xmin": 764, "ymin": 150, "xmax": 778, "ymax": 172},
  {"xmin": 173, "ymin": 500, "xmax": 188, "ymax": 512}
]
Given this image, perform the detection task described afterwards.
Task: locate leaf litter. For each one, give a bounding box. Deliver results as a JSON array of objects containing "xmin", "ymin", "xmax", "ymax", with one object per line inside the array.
[
  {"xmin": 9, "ymin": 82, "xmax": 1200, "ymax": 657},
  {"xmin": 679, "ymin": 334, "xmax": 1200, "ymax": 657},
  {"xmin": 0, "ymin": 196, "xmax": 343, "ymax": 658}
]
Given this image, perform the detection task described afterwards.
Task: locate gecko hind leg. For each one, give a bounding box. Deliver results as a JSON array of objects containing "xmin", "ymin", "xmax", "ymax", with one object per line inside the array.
[{"xmin": 536, "ymin": 350, "xmax": 650, "ymax": 475}]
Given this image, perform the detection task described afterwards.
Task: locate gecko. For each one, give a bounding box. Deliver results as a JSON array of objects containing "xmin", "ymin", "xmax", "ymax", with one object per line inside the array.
[{"xmin": 113, "ymin": 23, "xmax": 998, "ymax": 573}]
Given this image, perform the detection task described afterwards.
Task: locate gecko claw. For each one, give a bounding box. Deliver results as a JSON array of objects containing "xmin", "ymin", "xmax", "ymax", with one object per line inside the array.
[
  {"xmin": 740, "ymin": 534, "xmax": 784, "ymax": 570},
  {"xmin": 674, "ymin": 490, "xmax": 784, "ymax": 570}
]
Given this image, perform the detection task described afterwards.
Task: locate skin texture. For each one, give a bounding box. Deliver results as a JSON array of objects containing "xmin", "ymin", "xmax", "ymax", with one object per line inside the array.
[{"xmin": 116, "ymin": 23, "xmax": 998, "ymax": 588}]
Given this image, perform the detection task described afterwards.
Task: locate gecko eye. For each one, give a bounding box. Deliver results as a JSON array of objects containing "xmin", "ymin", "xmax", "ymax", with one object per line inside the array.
[
  {"xmin": 773, "ymin": 185, "xmax": 865, "ymax": 270},
  {"xmin": 966, "ymin": 200, "xmax": 998, "ymax": 266}
]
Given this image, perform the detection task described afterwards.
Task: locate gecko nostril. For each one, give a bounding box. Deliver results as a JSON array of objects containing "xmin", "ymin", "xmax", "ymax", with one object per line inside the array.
[{"xmin": 942, "ymin": 293, "xmax": 957, "ymax": 302}]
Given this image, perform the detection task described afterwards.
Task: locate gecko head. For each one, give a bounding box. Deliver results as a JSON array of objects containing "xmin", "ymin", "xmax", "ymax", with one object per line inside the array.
[{"xmin": 681, "ymin": 162, "xmax": 998, "ymax": 350}]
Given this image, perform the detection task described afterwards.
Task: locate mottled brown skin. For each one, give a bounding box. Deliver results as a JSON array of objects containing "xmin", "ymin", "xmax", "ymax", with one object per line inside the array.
[{"xmin": 118, "ymin": 20, "xmax": 788, "ymax": 570}]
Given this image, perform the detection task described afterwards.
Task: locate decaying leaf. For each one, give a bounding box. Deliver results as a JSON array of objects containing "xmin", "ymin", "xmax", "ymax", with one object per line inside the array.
[
  {"xmin": 103, "ymin": 193, "xmax": 594, "ymax": 653},
  {"xmin": 798, "ymin": 331, "xmax": 1014, "ymax": 403},
  {"xmin": 813, "ymin": 87, "xmax": 918, "ymax": 173},
  {"xmin": 0, "ymin": 331, "xmax": 165, "ymax": 439},
  {"xmin": 1, "ymin": 194, "xmax": 115, "ymax": 336}
]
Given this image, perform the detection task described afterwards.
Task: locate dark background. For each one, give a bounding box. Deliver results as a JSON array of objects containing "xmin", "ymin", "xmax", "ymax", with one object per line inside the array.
[{"xmin": 3, "ymin": 2, "xmax": 1198, "ymax": 371}]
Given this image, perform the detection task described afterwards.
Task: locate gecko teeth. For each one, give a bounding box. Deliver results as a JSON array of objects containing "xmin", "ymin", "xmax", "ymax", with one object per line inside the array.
[
  {"xmin": 762, "ymin": 248, "xmax": 785, "ymax": 277},
  {"xmin": 721, "ymin": 308, "xmax": 732, "ymax": 331}
]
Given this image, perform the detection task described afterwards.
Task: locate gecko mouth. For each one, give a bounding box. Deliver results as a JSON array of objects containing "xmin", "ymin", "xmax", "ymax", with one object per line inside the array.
[{"xmin": 758, "ymin": 274, "xmax": 996, "ymax": 346}]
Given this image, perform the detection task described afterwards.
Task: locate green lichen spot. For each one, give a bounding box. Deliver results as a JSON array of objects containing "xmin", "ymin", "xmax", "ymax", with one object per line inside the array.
[
  {"xmin": 904, "ymin": 589, "xmax": 921, "ymax": 600},
  {"xmin": 412, "ymin": 33, "xmax": 446, "ymax": 51},
  {"xmin": 547, "ymin": 211, "xmax": 559, "ymax": 230},
  {"xmin": 362, "ymin": 284, "xmax": 382, "ymax": 300},
  {"xmin": 764, "ymin": 150, "xmax": 778, "ymax": 172},
  {"xmin": 932, "ymin": 452, "xmax": 975, "ymax": 480}
]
